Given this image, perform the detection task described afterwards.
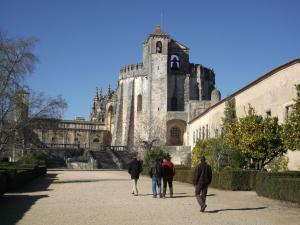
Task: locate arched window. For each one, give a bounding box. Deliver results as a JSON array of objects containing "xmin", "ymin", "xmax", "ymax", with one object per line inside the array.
[
  {"xmin": 156, "ymin": 41, "xmax": 162, "ymax": 53},
  {"xmin": 170, "ymin": 54, "xmax": 180, "ymax": 70},
  {"xmin": 171, "ymin": 127, "xmax": 180, "ymax": 138},
  {"xmin": 93, "ymin": 138, "xmax": 99, "ymax": 143},
  {"xmin": 137, "ymin": 94, "xmax": 142, "ymax": 112},
  {"xmin": 51, "ymin": 137, "xmax": 57, "ymax": 143}
]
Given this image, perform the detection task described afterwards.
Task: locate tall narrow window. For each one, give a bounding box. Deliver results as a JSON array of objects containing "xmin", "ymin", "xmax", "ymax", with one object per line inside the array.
[
  {"xmin": 137, "ymin": 94, "xmax": 142, "ymax": 112},
  {"xmin": 193, "ymin": 131, "xmax": 196, "ymax": 144},
  {"xmin": 206, "ymin": 124, "xmax": 209, "ymax": 138},
  {"xmin": 156, "ymin": 41, "xmax": 162, "ymax": 53},
  {"xmin": 171, "ymin": 96, "xmax": 177, "ymax": 111},
  {"xmin": 285, "ymin": 105, "xmax": 293, "ymax": 119}
]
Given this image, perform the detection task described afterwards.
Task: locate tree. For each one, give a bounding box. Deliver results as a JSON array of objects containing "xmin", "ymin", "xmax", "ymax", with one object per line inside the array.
[
  {"xmin": 192, "ymin": 138, "xmax": 242, "ymax": 171},
  {"xmin": 282, "ymin": 84, "xmax": 300, "ymax": 150},
  {"xmin": 222, "ymin": 97, "xmax": 237, "ymax": 130},
  {"xmin": 134, "ymin": 117, "xmax": 165, "ymax": 153},
  {"xmin": 0, "ymin": 32, "xmax": 67, "ymax": 154},
  {"xmin": 224, "ymin": 105, "xmax": 285, "ymax": 169}
]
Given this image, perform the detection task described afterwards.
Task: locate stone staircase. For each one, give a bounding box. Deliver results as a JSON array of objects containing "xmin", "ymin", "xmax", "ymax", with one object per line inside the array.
[
  {"xmin": 111, "ymin": 150, "xmax": 136, "ymax": 169},
  {"xmin": 89, "ymin": 150, "xmax": 119, "ymax": 169},
  {"xmin": 89, "ymin": 150, "xmax": 135, "ymax": 169}
]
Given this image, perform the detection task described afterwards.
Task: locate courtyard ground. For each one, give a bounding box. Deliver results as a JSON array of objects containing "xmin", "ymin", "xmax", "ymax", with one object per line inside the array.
[{"xmin": 0, "ymin": 170, "xmax": 299, "ymax": 225}]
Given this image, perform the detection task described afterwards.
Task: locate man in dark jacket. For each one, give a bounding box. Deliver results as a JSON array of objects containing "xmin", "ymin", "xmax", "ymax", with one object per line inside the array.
[
  {"xmin": 149, "ymin": 158, "xmax": 163, "ymax": 198},
  {"xmin": 128, "ymin": 156, "xmax": 143, "ymax": 196},
  {"xmin": 193, "ymin": 156, "xmax": 212, "ymax": 212}
]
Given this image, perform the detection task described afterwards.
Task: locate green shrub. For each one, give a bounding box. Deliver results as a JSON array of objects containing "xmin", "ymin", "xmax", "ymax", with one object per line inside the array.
[
  {"xmin": 211, "ymin": 170, "xmax": 258, "ymax": 190},
  {"xmin": 19, "ymin": 151, "xmax": 48, "ymax": 166},
  {"xmin": 256, "ymin": 172, "xmax": 300, "ymax": 204},
  {"xmin": 143, "ymin": 148, "xmax": 169, "ymax": 166},
  {"xmin": 173, "ymin": 169, "xmax": 194, "ymax": 184}
]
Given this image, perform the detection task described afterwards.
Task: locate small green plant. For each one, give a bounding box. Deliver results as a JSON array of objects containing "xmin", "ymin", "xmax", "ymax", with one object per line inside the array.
[
  {"xmin": 19, "ymin": 150, "xmax": 48, "ymax": 165},
  {"xmin": 143, "ymin": 148, "xmax": 168, "ymax": 166}
]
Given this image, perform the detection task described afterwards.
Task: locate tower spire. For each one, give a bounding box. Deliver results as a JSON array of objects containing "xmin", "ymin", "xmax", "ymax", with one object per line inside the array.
[
  {"xmin": 99, "ymin": 87, "xmax": 103, "ymax": 99},
  {"xmin": 108, "ymin": 84, "xmax": 112, "ymax": 97},
  {"xmin": 94, "ymin": 87, "xmax": 99, "ymax": 101}
]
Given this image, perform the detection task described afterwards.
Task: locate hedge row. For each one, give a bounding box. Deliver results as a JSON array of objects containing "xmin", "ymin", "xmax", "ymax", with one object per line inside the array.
[
  {"xmin": 211, "ymin": 170, "xmax": 258, "ymax": 190},
  {"xmin": 141, "ymin": 167, "xmax": 300, "ymax": 204},
  {"xmin": 256, "ymin": 172, "xmax": 300, "ymax": 204},
  {"xmin": 0, "ymin": 165, "xmax": 47, "ymax": 197}
]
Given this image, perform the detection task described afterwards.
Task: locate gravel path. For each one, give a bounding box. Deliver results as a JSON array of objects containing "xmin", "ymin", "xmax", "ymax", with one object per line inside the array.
[{"xmin": 0, "ymin": 170, "xmax": 299, "ymax": 225}]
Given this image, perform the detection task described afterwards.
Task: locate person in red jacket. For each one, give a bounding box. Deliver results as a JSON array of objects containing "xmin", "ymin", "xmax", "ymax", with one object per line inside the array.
[{"xmin": 162, "ymin": 155, "xmax": 175, "ymax": 198}]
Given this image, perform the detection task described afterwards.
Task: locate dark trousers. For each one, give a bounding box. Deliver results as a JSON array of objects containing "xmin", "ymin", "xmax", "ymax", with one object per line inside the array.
[
  {"xmin": 163, "ymin": 177, "xmax": 173, "ymax": 196},
  {"xmin": 195, "ymin": 185, "xmax": 208, "ymax": 208}
]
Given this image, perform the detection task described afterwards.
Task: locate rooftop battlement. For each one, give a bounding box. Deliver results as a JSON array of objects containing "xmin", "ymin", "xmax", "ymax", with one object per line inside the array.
[{"xmin": 119, "ymin": 63, "xmax": 144, "ymax": 79}]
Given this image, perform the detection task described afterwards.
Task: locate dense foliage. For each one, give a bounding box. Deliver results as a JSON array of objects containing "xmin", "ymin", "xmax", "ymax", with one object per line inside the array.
[
  {"xmin": 224, "ymin": 105, "xmax": 285, "ymax": 169},
  {"xmin": 282, "ymin": 84, "xmax": 300, "ymax": 150},
  {"xmin": 143, "ymin": 148, "xmax": 169, "ymax": 166},
  {"xmin": 191, "ymin": 138, "xmax": 242, "ymax": 171}
]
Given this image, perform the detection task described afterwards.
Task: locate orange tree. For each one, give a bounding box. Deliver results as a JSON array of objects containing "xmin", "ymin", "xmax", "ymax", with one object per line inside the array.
[
  {"xmin": 224, "ymin": 105, "xmax": 285, "ymax": 169},
  {"xmin": 282, "ymin": 84, "xmax": 300, "ymax": 150}
]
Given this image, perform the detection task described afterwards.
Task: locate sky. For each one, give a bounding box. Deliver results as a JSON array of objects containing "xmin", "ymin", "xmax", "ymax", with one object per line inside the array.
[{"xmin": 1, "ymin": 0, "xmax": 299, "ymax": 120}]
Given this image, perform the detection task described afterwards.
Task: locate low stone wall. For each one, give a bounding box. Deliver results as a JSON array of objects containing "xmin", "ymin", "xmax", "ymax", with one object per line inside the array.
[{"xmin": 66, "ymin": 158, "xmax": 97, "ymax": 170}]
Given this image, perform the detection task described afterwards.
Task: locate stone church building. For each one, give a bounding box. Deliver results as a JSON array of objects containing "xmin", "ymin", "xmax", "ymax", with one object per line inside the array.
[
  {"xmin": 31, "ymin": 26, "xmax": 299, "ymax": 168},
  {"xmin": 90, "ymin": 26, "xmax": 220, "ymax": 160}
]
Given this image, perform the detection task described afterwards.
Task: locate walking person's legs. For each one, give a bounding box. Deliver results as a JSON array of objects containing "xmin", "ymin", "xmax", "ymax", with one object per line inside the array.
[
  {"xmin": 152, "ymin": 176, "xmax": 157, "ymax": 197},
  {"xmin": 168, "ymin": 178, "xmax": 173, "ymax": 197},
  {"xmin": 200, "ymin": 186, "xmax": 208, "ymax": 211},
  {"xmin": 157, "ymin": 177, "xmax": 162, "ymax": 198},
  {"xmin": 131, "ymin": 179, "xmax": 135, "ymax": 194},
  {"xmin": 162, "ymin": 177, "xmax": 167, "ymax": 197},
  {"xmin": 133, "ymin": 179, "xmax": 138, "ymax": 195},
  {"xmin": 195, "ymin": 185, "xmax": 207, "ymax": 212}
]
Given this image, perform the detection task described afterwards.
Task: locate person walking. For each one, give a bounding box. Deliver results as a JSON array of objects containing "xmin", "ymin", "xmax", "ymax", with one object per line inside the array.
[
  {"xmin": 149, "ymin": 158, "xmax": 163, "ymax": 198},
  {"xmin": 162, "ymin": 155, "xmax": 175, "ymax": 198},
  {"xmin": 128, "ymin": 155, "xmax": 143, "ymax": 196},
  {"xmin": 193, "ymin": 156, "xmax": 212, "ymax": 212}
]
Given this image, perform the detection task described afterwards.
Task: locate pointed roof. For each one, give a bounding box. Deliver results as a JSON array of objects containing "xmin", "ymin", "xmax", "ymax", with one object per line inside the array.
[{"xmin": 148, "ymin": 25, "xmax": 170, "ymax": 38}]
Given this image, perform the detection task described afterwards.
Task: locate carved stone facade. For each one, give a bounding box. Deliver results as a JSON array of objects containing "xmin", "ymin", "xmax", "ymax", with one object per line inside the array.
[{"xmin": 90, "ymin": 26, "xmax": 219, "ymax": 155}]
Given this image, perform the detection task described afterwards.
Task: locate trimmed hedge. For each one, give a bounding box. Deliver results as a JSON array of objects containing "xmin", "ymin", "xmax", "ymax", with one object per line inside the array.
[
  {"xmin": 211, "ymin": 170, "xmax": 258, "ymax": 190},
  {"xmin": 0, "ymin": 171, "xmax": 7, "ymax": 196},
  {"xmin": 173, "ymin": 169, "xmax": 193, "ymax": 184},
  {"xmin": 256, "ymin": 172, "xmax": 300, "ymax": 204},
  {"xmin": 0, "ymin": 163, "xmax": 47, "ymax": 193},
  {"xmin": 142, "ymin": 167, "xmax": 300, "ymax": 204},
  {"xmin": 142, "ymin": 167, "xmax": 257, "ymax": 190}
]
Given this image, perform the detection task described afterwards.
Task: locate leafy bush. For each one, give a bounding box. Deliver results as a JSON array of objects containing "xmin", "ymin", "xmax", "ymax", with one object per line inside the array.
[
  {"xmin": 143, "ymin": 148, "xmax": 169, "ymax": 166},
  {"xmin": 173, "ymin": 169, "xmax": 194, "ymax": 184},
  {"xmin": 192, "ymin": 138, "xmax": 243, "ymax": 171},
  {"xmin": 256, "ymin": 172, "xmax": 300, "ymax": 204},
  {"xmin": 19, "ymin": 150, "xmax": 48, "ymax": 166},
  {"xmin": 265, "ymin": 156, "xmax": 289, "ymax": 172},
  {"xmin": 215, "ymin": 170, "xmax": 257, "ymax": 190}
]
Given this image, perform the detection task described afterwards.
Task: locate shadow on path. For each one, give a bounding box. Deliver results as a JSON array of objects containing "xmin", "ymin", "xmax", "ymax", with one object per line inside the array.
[
  {"xmin": 11, "ymin": 173, "xmax": 58, "ymax": 193},
  {"xmin": 172, "ymin": 193, "xmax": 216, "ymax": 198},
  {"xmin": 205, "ymin": 206, "xmax": 267, "ymax": 213},
  {"xmin": 0, "ymin": 194, "xmax": 48, "ymax": 225},
  {"xmin": 0, "ymin": 173, "xmax": 58, "ymax": 225},
  {"xmin": 53, "ymin": 178, "xmax": 129, "ymax": 184}
]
